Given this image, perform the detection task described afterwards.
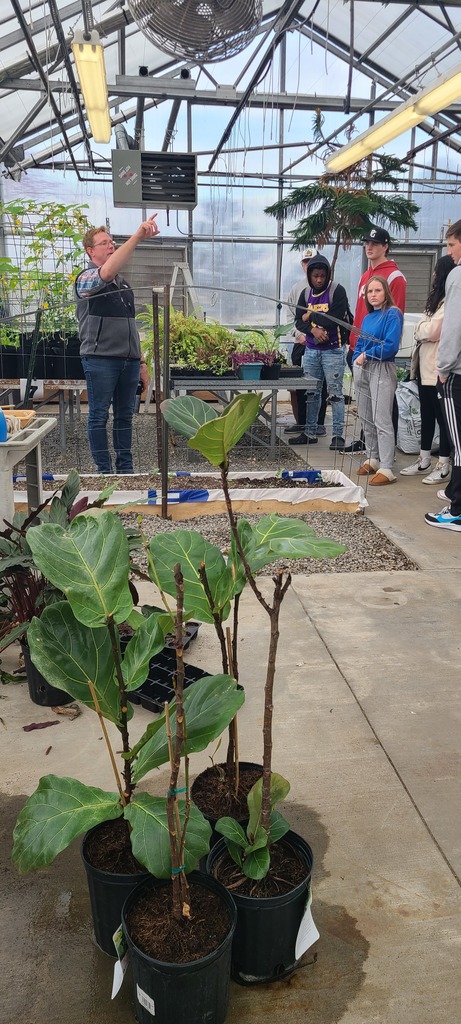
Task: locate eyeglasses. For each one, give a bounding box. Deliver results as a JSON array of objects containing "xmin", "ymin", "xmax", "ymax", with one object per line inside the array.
[{"xmin": 91, "ymin": 239, "xmax": 115, "ymax": 248}]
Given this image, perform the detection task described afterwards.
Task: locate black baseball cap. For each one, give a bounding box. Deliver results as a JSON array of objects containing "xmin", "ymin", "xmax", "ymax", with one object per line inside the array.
[{"xmin": 362, "ymin": 226, "xmax": 391, "ymax": 246}]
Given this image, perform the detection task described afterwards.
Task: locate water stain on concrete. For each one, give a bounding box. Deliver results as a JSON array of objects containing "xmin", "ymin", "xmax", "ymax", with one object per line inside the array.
[{"xmin": 2, "ymin": 793, "xmax": 370, "ymax": 1024}]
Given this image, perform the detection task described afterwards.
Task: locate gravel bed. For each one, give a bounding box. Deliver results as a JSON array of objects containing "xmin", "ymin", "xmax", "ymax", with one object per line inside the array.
[
  {"xmin": 13, "ymin": 410, "xmax": 418, "ymax": 573},
  {"xmin": 121, "ymin": 510, "xmax": 418, "ymax": 575},
  {"xmin": 23, "ymin": 411, "xmax": 304, "ymax": 475}
]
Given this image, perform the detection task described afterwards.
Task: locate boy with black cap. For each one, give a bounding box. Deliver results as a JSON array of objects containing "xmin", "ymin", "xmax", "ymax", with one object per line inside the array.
[{"xmin": 342, "ymin": 226, "xmax": 406, "ymax": 453}]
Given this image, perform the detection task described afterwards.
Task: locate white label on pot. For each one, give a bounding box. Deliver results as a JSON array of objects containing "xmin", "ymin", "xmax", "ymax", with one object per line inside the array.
[
  {"xmin": 111, "ymin": 953, "xmax": 129, "ymax": 999},
  {"xmin": 137, "ymin": 985, "xmax": 156, "ymax": 1016},
  {"xmin": 295, "ymin": 890, "xmax": 319, "ymax": 960}
]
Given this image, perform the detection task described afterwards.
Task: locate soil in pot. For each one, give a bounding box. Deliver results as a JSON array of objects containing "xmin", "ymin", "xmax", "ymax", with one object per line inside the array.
[
  {"xmin": 210, "ymin": 834, "xmax": 307, "ymax": 897},
  {"xmin": 125, "ymin": 877, "xmax": 232, "ymax": 963},
  {"xmin": 191, "ymin": 761, "xmax": 263, "ymax": 822},
  {"xmin": 83, "ymin": 816, "xmax": 144, "ymax": 874}
]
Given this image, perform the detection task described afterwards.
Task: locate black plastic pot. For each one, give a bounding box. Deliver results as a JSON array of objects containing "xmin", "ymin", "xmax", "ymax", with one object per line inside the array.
[
  {"xmin": 47, "ymin": 334, "xmax": 83, "ymax": 379},
  {"xmin": 122, "ymin": 871, "xmax": 237, "ymax": 1024},
  {"xmin": 261, "ymin": 362, "xmax": 281, "ymax": 380},
  {"xmin": 0, "ymin": 347, "xmax": 22, "ymax": 378},
  {"xmin": 207, "ymin": 830, "xmax": 313, "ymax": 985},
  {"xmin": 81, "ymin": 823, "xmax": 149, "ymax": 956},
  {"xmin": 279, "ymin": 365, "xmax": 304, "ymax": 377},
  {"xmin": 21, "ymin": 640, "xmax": 73, "ymax": 707}
]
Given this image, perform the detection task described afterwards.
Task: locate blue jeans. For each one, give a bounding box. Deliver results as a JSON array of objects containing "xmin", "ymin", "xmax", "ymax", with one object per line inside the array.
[
  {"xmin": 82, "ymin": 356, "xmax": 140, "ymax": 473},
  {"xmin": 302, "ymin": 347, "xmax": 345, "ymax": 437}
]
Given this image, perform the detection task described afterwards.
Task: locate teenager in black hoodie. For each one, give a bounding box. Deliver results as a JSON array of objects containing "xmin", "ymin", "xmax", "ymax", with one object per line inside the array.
[{"xmin": 290, "ymin": 255, "xmax": 349, "ymax": 449}]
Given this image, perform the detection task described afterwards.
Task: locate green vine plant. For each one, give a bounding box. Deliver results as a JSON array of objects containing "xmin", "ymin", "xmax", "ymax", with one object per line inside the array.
[
  {"xmin": 0, "ymin": 199, "xmax": 90, "ymax": 338},
  {"xmin": 160, "ymin": 392, "xmax": 346, "ymax": 878}
]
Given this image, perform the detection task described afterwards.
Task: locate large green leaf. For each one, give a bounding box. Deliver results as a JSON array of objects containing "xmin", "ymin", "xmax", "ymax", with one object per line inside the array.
[
  {"xmin": 124, "ymin": 794, "xmax": 211, "ymax": 876},
  {"xmin": 247, "ymin": 772, "xmax": 290, "ymax": 843},
  {"xmin": 233, "ymin": 515, "xmax": 346, "ymax": 575},
  {"xmin": 242, "ymin": 846, "xmax": 270, "ymax": 880},
  {"xmin": 215, "ymin": 817, "xmax": 247, "ymax": 849},
  {"xmin": 121, "ymin": 612, "xmax": 168, "ymax": 692},
  {"xmin": 188, "ymin": 393, "xmax": 262, "ymax": 466},
  {"xmin": 133, "ymin": 674, "xmax": 245, "ymax": 781},
  {"xmin": 27, "ymin": 511, "xmax": 133, "ymax": 627},
  {"xmin": 161, "ymin": 396, "xmax": 218, "ymax": 439},
  {"xmin": 0, "ymin": 620, "xmax": 28, "ymax": 653},
  {"xmin": 27, "ymin": 603, "xmax": 126, "ymax": 724},
  {"xmin": 149, "ymin": 531, "xmax": 233, "ymax": 623},
  {"xmin": 268, "ymin": 809, "xmax": 291, "ymax": 844},
  {"xmin": 12, "ymin": 776, "xmax": 121, "ymax": 873}
]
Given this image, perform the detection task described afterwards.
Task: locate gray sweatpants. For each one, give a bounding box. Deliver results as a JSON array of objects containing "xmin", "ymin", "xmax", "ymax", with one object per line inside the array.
[{"xmin": 353, "ymin": 360, "xmax": 397, "ymax": 470}]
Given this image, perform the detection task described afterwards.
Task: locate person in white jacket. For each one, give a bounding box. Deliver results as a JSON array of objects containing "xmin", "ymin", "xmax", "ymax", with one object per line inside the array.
[{"xmin": 400, "ymin": 254, "xmax": 454, "ymax": 483}]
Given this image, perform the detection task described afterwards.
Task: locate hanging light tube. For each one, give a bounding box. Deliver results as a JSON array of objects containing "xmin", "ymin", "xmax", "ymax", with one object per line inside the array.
[
  {"xmin": 71, "ymin": 28, "xmax": 111, "ymax": 144},
  {"xmin": 326, "ymin": 62, "xmax": 461, "ymax": 173}
]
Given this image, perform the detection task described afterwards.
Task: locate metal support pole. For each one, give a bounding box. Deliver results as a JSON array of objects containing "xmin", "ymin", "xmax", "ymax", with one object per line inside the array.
[
  {"xmin": 152, "ymin": 290, "xmax": 163, "ymax": 476},
  {"xmin": 161, "ymin": 287, "xmax": 171, "ymax": 519}
]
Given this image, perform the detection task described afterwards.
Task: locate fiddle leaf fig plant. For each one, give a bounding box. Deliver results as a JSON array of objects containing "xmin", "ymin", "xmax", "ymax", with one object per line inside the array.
[
  {"xmin": 160, "ymin": 391, "xmax": 346, "ymax": 876},
  {"xmin": 12, "ymin": 509, "xmax": 244, "ymax": 882}
]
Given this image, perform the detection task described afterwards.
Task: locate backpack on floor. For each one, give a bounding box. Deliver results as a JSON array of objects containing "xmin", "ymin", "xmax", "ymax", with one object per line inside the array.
[{"xmin": 396, "ymin": 380, "xmax": 439, "ymax": 454}]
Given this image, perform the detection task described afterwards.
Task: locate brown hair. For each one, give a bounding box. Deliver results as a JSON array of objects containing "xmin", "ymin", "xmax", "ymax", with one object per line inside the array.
[
  {"xmin": 364, "ymin": 275, "xmax": 396, "ymax": 313},
  {"xmin": 446, "ymin": 219, "xmax": 461, "ymax": 242},
  {"xmin": 82, "ymin": 226, "xmax": 108, "ymax": 251}
]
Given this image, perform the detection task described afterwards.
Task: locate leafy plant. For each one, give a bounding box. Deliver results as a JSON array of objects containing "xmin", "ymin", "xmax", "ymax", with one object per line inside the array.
[
  {"xmin": 11, "ymin": 505, "xmax": 243, "ymax": 921},
  {"xmin": 0, "ymin": 199, "xmax": 89, "ymax": 338},
  {"xmin": 160, "ymin": 392, "xmax": 346, "ymax": 875},
  {"xmin": 0, "ymin": 470, "xmax": 120, "ymax": 654},
  {"xmin": 137, "ymin": 305, "xmax": 237, "ymax": 375},
  {"xmin": 265, "ymin": 153, "xmax": 419, "ymax": 274}
]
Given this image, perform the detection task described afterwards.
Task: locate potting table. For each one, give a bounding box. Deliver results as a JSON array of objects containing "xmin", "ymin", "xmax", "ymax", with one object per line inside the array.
[
  {"xmin": 35, "ymin": 381, "xmax": 87, "ymax": 452},
  {"xmin": 0, "ymin": 416, "xmax": 56, "ymax": 526},
  {"xmin": 169, "ymin": 375, "xmax": 315, "ymax": 448}
]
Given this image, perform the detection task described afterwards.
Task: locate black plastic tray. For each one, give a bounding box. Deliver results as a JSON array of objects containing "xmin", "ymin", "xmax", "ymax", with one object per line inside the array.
[{"xmin": 129, "ymin": 651, "xmax": 208, "ymax": 713}]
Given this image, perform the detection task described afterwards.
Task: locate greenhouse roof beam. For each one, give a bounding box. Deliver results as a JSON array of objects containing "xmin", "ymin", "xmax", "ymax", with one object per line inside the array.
[{"xmin": 207, "ymin": 0, "xmax": 305, "ymax": 171}]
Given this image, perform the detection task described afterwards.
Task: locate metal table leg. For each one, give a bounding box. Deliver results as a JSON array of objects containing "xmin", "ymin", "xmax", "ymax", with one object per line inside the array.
[
  {"xmin": 24, "ymin": 444, "xmax": 43, "ymax": 512},
  {"xmin": 68, "ymin": 389, "xmax": 75, "ymax": 433},
  {"xmin": 270, "ymin": 388, "xmax": 277, "ymax": 448},
  {"xmin": 59, "ymin": 390, "xmax": 66, "ymax": 452}
]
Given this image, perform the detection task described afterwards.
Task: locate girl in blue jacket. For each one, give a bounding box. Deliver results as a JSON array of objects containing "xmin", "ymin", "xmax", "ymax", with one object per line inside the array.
[{"xmin": 353, "ymin": 275, "xmax": 403, "ymax": 485}]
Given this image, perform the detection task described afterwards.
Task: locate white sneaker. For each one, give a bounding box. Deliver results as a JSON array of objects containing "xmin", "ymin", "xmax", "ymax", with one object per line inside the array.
[
  {"xmin": 400, "ymin": 457, "xmax": 431, "ymax": 476},
  {"xmin": 437, "ymin": 489, "xmax": 448, "ymax": 500},
  {"xmin": 421, "ymin": 461, "xmax": 451, "ymax": 485}
]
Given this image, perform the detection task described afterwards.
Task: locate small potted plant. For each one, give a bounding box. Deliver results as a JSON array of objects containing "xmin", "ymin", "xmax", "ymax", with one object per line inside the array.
[
  {"xmin": 231, "ymin": 327, "xmax": 288, "ymax": 380},
  {"xmin": 159, "ymin": 392, "xmax": 345, "ymax": 983}
]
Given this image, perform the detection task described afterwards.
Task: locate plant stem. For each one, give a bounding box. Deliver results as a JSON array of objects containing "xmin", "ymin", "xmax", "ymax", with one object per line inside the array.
[
  {"xmin": 220, "ymin": 464, "xmax": 271, "ymax": 615},
  {"xmin": 107, "ymin": 616, "xmax": 133, "ymax": 803},
  {"xmin": 87, "ymin": 680, "xmax": 126, "ymax": 806},
  {"xmin": 261, "ymin": 572, "xmax": 291, "ymax": 835},
  {"xmin": 226, "ymin": 626, "xmax": 239, "ymax": 797},
  {"xmin": 166, "ymin": 563, "xmax": 190, "ymax": 920}
]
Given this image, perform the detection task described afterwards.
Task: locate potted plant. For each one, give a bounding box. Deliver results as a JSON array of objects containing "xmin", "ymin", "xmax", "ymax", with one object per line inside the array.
[
  {"xmin": 0, "ymin": 471, "xmax": 120, "ymax": 705},
  {"xmin": 11, "ymin": 501, "xmax": 244, "ymax": 1002},
  {"xmin": 137, "ymin": 305, "xmax": 236, "ymax": 378},
  {"xmin": 231, "ymin": 327, "xmax": 288, "ymax": 380},
  {"xmin": 159, "ymin": 392, "xmax": 345, "ymax": 982}
]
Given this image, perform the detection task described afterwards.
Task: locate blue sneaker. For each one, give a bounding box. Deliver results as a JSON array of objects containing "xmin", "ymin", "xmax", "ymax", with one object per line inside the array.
[{"xmin": 424, "ymin": 506, "xmax": 461, "ymax": 531}]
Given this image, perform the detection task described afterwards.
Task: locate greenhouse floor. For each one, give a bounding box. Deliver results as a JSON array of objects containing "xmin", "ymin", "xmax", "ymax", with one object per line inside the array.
[{"xmin": 2, "ymin": 406, "xmax": 461, "ymax": 1024}]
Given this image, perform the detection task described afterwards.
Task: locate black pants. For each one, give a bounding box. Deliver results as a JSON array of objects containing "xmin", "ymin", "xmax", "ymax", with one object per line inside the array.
[
  {"xmin": 439, "ymin": 373, "xmax": 461, "ymax": 515},
  {"xmin": 418, "ymin": 382, "xmax": 451, "ymax": 456}
]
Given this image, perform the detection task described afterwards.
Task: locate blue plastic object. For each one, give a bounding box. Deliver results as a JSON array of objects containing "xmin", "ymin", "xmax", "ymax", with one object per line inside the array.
[
  {"xmin": 0, "ymin": 408, "xmax": 7, "ymax": 442},
  {"xmin": 281, "ymin": 469, "xmax": 322, "ymax": 483}
]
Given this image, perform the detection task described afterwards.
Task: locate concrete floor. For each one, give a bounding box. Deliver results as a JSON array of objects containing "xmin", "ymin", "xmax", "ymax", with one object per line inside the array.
[{"xmin": 1, "ymin": 414, "xmax": 461, "ymax": 1024}]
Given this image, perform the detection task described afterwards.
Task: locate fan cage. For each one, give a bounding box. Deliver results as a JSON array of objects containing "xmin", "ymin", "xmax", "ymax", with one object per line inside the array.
[{"xmin": 128, "ymin": 0, "xmax": 263, "ymax": 62}]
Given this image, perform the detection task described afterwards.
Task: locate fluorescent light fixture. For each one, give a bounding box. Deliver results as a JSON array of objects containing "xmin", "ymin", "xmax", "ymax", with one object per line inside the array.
[
  {"xmin": 326, "ymin": 62, "xmax": 461, "ymax": 173},
  {"xmin": 71, "ymin": 29, "xmax": 111, "ymax": 144}
]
